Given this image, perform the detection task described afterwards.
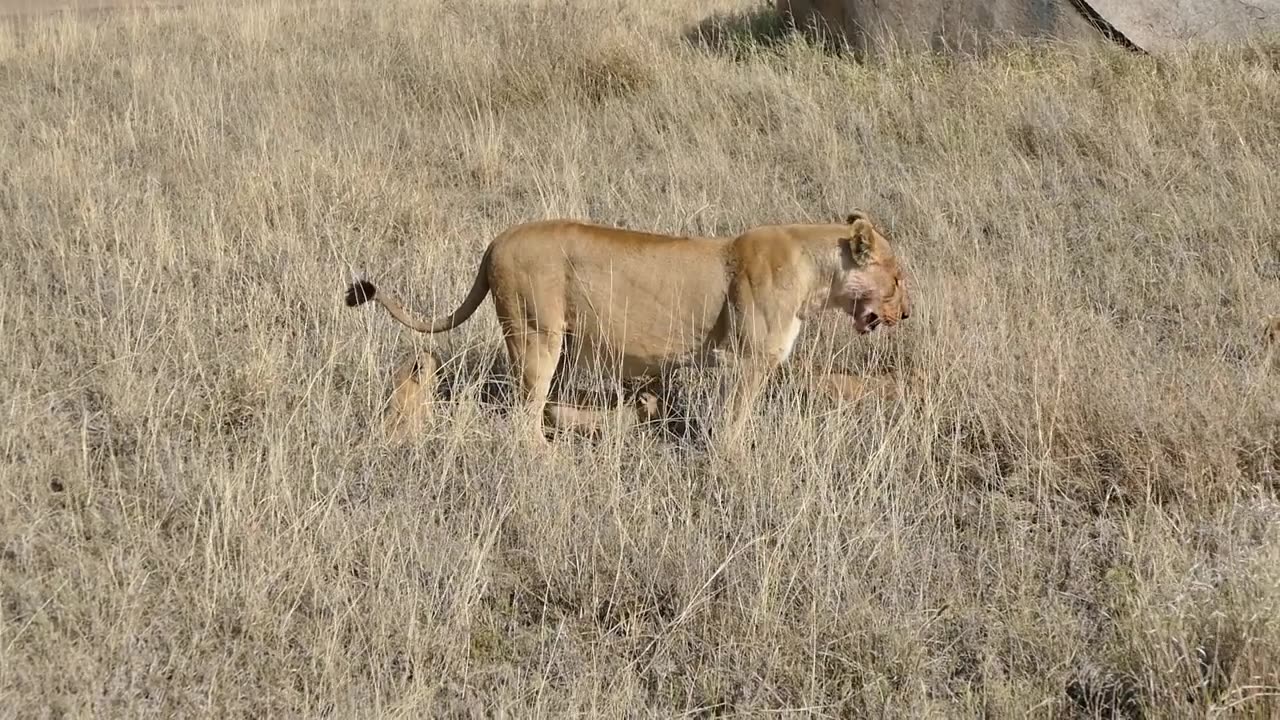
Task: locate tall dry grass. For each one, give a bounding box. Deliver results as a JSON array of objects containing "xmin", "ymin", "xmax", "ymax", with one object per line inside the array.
[{"xmin": 1, "ymin": 0, "xmax": 1278, "ymax": 716}]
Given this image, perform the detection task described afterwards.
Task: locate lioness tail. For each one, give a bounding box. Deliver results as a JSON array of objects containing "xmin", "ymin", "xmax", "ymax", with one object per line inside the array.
[
  {"xmin": 345, "ymin": 280, "xmax": 377, "ymax": 307},
  {"xmin": 344, "ymin": 246, "xmax": 492, "ymax": 334}
]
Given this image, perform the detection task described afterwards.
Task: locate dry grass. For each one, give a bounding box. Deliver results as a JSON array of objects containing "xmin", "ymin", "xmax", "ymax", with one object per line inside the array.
[{"xmin": 2, "ymin": 0, "xmax": 1279, "ymax": 716}]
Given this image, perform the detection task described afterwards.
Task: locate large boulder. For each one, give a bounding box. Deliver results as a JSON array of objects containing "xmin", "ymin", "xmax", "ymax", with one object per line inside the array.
[
  {"xmin": 1087, "ymin": 0, "xmax": 1280, "ymax": 52},
  {"xmin": 777, "ymin": 0, "xmax": 1280, "ymax": 55}
]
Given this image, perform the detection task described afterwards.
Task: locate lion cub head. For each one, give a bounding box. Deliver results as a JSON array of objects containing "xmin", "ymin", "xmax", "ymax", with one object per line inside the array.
[
  {"xmin": 384, "ymin": 349, "xmax": 441, "ymax": 442},
  {"xmin": 836, "ymin": 211, "xmax": 911, "ymax": 335}
]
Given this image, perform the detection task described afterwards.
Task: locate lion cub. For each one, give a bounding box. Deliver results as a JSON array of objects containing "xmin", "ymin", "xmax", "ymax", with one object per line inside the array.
[{"xmin": 383, "ymin": 349, "xmax": 441, "ymax": 442}]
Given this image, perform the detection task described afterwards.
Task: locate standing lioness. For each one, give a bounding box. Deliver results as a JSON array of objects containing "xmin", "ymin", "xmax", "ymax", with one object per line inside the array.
[{"xmin": 345, "ymin": 211, "xmax": 910, "ymax": 441}]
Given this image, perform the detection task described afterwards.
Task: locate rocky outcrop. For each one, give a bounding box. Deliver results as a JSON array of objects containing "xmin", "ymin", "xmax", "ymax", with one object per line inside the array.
[{"xmin": 777, "ymin": 0, "xmax": 1280, "ymax": 55}]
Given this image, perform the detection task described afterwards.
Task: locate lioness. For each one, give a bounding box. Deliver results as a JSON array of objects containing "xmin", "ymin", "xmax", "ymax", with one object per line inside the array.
[{"xmin": 345, "ymin": 211, "xmax": 910, "ymax": 442}]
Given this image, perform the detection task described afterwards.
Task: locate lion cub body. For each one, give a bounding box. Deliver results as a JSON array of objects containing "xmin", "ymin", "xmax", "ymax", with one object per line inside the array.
[
  {"xmin": 347, "ymin": 213, "xmax": 909, "ymax": 441},
  {"xmin": 383, "ymin": 349, "xmax": 441, "ymax": 442}
]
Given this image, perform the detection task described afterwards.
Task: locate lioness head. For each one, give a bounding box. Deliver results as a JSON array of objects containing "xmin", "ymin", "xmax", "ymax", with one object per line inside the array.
[{"xmin": 837, "ymin": 211, "xmax": 911, "ymax": 334}]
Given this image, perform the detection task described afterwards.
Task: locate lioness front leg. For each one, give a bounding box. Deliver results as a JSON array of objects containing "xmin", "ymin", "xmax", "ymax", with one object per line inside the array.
[
  {"xmin": 714, "ymin": 308, "xmax": 800, "ymax": 447},
  {"xmin": 717, "ymin": 357, "xmax": 778, "ymax": 449}
]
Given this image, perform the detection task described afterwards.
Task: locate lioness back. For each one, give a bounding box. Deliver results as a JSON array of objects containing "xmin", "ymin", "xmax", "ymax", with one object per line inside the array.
[{"xmin": 487, "ymin": 220, "xmax": 733, "ymax": 370}]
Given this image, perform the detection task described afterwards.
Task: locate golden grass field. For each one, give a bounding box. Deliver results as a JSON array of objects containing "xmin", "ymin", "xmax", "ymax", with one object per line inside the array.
[
  {"xmin": 0, "ymin": 0, "xmax": 186, "ymax": 18},
  {"xmin": 2, "ymin": 0, "xmax": 1279, "ymax": 715}
]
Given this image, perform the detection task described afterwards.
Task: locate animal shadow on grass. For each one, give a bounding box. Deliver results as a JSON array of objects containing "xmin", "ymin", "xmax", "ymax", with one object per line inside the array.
[
  {"xmin": 388, "ymin": 334, "xmax": 929, "ymax": 454},
  {"xmin": 417, "ymin": 346, "xmax": 704, "ymax": 447},
  {"xmin": 683, "ymin": 3, "xmax": 807, "ymax": 59}
]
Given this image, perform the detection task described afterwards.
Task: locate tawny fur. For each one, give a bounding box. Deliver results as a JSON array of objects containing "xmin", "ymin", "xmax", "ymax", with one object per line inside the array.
[
  {"xmin": 383, "ymin": 350, "xmax": 441, "ymax": 442},
  {"xmin": 347, "ymin": 211, "xmax": 910, "ymax": 442},
  {"xmin": 820, "ymin": 371, "xmax": 907, "ymax": 403}
]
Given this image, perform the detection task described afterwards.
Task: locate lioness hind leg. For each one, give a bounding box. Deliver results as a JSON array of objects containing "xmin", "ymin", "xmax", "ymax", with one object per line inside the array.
[{"xmin": 504, "ymin": 326, "xmax": 563, "ymax": 438}]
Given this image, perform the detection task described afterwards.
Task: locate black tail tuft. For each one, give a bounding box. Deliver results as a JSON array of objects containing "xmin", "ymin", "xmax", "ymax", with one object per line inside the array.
[{"xmin": 345, "ymin": 279, "xmax": 377, "ymax": 307}]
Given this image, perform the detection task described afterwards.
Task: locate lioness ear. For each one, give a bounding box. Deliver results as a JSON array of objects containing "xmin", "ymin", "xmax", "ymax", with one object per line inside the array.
[
  {"xmin": 839, "ymin": 217, "xmax": 875, "ymax": 266},
  {"xmin": 845, "ymin": 210, "xmax": 870, "ymax": 225},
  {"xmin": 838, "ymin": 233, "xmax": 871, "ymax": 267}
]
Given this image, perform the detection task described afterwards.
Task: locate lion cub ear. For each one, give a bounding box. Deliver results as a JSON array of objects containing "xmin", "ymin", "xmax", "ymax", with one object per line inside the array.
[{"xmin": 845, "ymin": 210, "xmax": 870, "ymax": 225}]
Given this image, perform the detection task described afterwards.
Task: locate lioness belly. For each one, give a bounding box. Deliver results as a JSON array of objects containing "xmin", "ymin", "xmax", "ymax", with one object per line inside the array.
[
  {"xmin": 567, "ymin": 325, "xmax": 709, "ymax": 380},
  {"xmin": 563, "ymin": 277, "xmax": 724, "ymax": 368}
]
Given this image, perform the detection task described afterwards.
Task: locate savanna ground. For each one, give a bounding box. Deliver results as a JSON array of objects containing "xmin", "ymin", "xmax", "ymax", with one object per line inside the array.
[{"xmin": 2, "ymin": 0, "xmax": 1279, "ymax": 716}]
